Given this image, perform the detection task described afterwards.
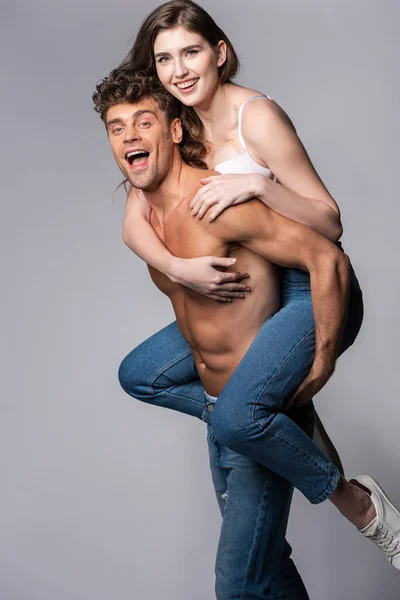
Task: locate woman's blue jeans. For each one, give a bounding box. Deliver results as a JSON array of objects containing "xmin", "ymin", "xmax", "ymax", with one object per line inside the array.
[{"xmin": 118, "ymin": 262, "xmax": 363, "ymax": 599}]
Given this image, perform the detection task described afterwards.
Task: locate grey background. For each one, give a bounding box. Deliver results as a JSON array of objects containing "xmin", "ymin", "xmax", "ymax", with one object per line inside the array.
[{"xmin": 2, "ymin": 0, "xmax": 399, "ymax": 598}]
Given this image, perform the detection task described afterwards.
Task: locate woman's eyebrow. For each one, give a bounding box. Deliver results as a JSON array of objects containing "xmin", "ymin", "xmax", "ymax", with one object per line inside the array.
[{"xmin": 154, "ymin": 44, "xmax": 203, "ymax": 58}]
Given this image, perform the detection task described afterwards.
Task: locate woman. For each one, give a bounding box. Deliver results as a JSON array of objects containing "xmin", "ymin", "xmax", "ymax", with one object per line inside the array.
[{"xmin": 112, "ymin": 0, "xmax": 400, "ymax": 594}]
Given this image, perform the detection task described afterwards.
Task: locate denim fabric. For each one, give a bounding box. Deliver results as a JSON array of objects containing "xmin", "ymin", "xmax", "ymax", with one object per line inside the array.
[
  {"xmin": 118, "ymin": 264, "xmax": 363, "ymax": 597},
  {"xmin": 119, "ymin": 264, "xmax": 363, "ymax": 503},
  {"xmin": 201, "ymin": 271, "xmax": 363, "ymax": 504},
  {"xmin": 206, "ymin": 392, "xmax": 312, "ymax": 599}
]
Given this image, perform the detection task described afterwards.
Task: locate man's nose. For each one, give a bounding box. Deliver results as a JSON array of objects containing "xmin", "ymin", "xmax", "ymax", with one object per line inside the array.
[{"xmin": 124, "ymin": 126, "xmax": 141, "ymax": 142}]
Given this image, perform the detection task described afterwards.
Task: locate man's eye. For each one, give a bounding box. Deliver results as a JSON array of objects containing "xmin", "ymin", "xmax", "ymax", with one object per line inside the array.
[
  {"xmin": 139, "ymin": 121, "xmax": 151, "ymax": 127},
  {"xmin": 112, "ymin": 127, "xmax": 123, "ymax": 134}
]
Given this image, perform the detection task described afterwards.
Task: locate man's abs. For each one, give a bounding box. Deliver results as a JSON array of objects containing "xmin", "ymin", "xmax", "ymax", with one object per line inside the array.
[{"xmin": 149, "ymin": 244, "xmax": 281, "ymax": 396}]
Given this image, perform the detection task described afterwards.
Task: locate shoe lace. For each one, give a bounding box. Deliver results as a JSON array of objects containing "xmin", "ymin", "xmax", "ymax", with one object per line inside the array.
[{"xmin": 370, "ymin": 523, "xmax": 400, "ymax": 558}]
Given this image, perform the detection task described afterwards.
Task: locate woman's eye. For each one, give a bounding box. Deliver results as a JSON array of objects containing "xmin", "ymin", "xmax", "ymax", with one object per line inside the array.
[
  {"xmin": 157, "ymin": 56, "xmax": 169, "ymax": 64},
  {"xmin": 186, "ymin": 49, "xmax": 198, "ymax": 57}
]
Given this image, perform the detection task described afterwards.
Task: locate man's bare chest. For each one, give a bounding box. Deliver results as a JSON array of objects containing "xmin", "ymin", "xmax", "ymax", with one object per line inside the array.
[{"xmin": 149, "ymin": 205, "xmax": 227, "ymax": 260}]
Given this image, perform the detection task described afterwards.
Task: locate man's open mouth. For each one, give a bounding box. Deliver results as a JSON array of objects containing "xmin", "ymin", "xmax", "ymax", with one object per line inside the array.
[{"xmin": 125, "ymin": 149, "xmax": 150, "ymax": 169}]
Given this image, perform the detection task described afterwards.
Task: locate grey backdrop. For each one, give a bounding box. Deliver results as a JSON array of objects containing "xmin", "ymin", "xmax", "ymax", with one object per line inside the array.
[{"xmin": 3, "ymin": 1, "xmax": 399, "ymax": 598}]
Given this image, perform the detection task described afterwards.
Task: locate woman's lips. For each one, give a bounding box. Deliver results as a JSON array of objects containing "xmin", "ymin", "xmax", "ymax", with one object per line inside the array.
[{"xmin": 175, "ymin": 78, "xmax": 199, "ymax": 94}]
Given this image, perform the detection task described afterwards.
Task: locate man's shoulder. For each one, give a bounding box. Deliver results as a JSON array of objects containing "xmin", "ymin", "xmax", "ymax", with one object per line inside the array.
[{"xmin": 209, "ymin": 198, "xmax": 270, "ymax": 243}]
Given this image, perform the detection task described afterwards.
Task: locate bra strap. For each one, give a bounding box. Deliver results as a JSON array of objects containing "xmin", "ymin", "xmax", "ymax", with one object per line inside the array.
[{"xmin": 238, "ymin": 94, "xmax": 273, "ymax": 150}]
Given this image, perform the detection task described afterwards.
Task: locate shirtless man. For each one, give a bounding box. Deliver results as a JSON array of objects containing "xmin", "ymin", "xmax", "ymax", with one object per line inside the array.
[{"xmin": 93, "ymin": 71, "xmax": 400, "ymax": 598}]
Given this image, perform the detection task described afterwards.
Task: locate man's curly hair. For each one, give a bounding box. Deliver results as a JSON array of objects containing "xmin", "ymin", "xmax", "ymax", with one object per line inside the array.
[
  {"xmin": 92, "ymin": 67, "xmax": 180, "ymax": 126},
  {"xmin": 92, "ymin": 68, "xmax": 207, "ymax": 169}
]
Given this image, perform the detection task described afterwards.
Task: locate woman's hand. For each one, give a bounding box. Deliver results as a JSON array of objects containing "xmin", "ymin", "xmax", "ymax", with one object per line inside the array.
[
  {"xmin": 189, "ymin": 174, "xmax": 262, "ymax": 222},
  {"xmin": 169, "ymin": 256, "xmax": 251, "ymax": 303}
]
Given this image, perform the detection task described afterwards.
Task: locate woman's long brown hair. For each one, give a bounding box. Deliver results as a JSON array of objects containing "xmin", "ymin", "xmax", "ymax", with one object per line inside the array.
[{"xmin": 119, "ymin": 0, "xmax": 240, "ymax": 168}]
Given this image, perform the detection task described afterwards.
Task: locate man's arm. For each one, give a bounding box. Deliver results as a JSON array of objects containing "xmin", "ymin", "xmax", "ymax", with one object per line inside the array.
[{"xmin": 212, "ymin": 199, "xmax": 350, "ymax": 383}]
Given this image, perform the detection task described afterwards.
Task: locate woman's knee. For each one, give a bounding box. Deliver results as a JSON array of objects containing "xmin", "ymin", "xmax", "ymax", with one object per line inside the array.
[{"xmin": 118, "ymin": 348, "xmax": 152, "ymax": 397}]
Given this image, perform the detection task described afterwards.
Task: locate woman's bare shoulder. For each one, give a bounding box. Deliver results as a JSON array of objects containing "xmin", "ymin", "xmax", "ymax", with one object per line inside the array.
[
  {"xmin": 238, "ymin": 90, "xmax": 296, "ymax": 137},
  {"xmin": 228, "ymin": 83, "xmax": 276, "ymax": 110}
]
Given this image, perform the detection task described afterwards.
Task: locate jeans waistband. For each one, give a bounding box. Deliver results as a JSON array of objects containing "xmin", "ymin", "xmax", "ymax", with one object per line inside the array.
[
  {"xmin": 204, "ymin": 390, "xmax": 218, "ymax": 404},
  {"xmin": 203, "ymin": 391, "xmax": 218, "ymax": 417}
]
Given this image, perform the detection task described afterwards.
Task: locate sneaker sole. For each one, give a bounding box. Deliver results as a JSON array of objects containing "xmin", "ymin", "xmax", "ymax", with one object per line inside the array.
[{"xmin": 356, "ymin": 474, "xmax": 400, "ymax": 519}]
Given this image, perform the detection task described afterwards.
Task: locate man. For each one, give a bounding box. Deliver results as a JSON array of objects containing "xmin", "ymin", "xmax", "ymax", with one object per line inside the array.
[{"xmin": 93, "ymin": 70, "xmax": 400, "ymax": 598}]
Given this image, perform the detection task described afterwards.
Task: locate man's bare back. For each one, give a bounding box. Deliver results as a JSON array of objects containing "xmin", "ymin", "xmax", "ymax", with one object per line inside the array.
[{"xmin": 148, "ymin": 183, "xmax": 281, "ymax": 396}]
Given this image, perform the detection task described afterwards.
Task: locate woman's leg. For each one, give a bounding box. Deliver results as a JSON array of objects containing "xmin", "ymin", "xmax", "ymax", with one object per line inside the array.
[
  {"xmin": 207, "ymin": 270, "xmax": 364, "ymax": 505},
  {"xmin": 118, "ymin": 320, "xmax": 205, "ymax": 419},
  {"xmin": 118, "ymin": 265, "xmax": 362, "ymax": 505}
]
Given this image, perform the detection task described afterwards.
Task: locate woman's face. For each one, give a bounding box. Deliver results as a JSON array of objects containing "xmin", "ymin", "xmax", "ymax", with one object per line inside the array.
[{"xmin": 154, "ymin": 26, "xmax": 226, "ymax": 108}]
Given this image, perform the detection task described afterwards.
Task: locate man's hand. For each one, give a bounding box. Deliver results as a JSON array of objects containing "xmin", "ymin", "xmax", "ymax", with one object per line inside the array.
[{"xmin": 285, "ymin": 361, "xmax": 335, "ymax": 411}]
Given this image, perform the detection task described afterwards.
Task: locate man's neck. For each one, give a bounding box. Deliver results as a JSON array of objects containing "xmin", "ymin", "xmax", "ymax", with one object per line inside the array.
[{"xmin": 144, "ymin": 154, "xmax": 202, "ymax": 219}]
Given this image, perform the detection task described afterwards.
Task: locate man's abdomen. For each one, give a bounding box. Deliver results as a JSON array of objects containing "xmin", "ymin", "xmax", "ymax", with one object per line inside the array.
[{"xmin": 175, "ymin": 248, "xmax": 281, "ymax": 396}]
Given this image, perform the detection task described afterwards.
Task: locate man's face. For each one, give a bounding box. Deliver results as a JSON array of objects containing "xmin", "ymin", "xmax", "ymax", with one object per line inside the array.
[{"xmin": 106, "ymin": 97, "xmax": 179, "ymax": 192}]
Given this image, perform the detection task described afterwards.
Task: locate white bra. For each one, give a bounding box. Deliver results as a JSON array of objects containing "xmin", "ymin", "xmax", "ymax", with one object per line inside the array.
[{"xmin": 213, "ymin": 94, "xmax": 278, "ymax": 182}]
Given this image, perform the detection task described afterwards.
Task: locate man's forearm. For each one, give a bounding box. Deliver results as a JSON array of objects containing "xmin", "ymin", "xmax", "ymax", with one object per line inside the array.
[
  {"xmin": 308, "ymin": 248, "xmax": 350, "ymax": 373},
  {"xmin": 214, "ymin": 198, "xmax": 351, "ymax": 372}
]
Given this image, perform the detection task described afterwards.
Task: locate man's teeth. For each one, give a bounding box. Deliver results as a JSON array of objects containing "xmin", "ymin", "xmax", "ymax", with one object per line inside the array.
[
  {"xmin": 176, "ymin": 79, "xmax": 198, "ymax": 89},
  {"xmin": 126, "ymin": 150, "xmax": 147, "ymax": 159}
]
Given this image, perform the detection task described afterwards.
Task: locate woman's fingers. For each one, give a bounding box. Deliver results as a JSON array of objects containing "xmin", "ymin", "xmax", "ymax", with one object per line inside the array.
[
  {"xmin": 216, "ymin": 271, "xmax": 251, "ymax": 284},
  {"xmin": 215, "ymin": 281, "xmax": 251, "ymax": 291},
  {"xmin": 207, "ymin": 204, "xmax": 226, "ymax": 222},
  {"xmin": 211, "ymin": 279, "xmax": 251, "ymax": 299},
  {"xmin": 197, "ymin": 200, "xmax": 219, "ymax": 219},
  {"xmin": 191, "ymin": 190, "xmax": 217, "ymax": 217},
  {"xmin": 208, "ymin": 295, "xmax": 233, "ymax": 303},
  {"xmin": 208, "ymin": 256, "xmax": 239, "ymax": 268}
]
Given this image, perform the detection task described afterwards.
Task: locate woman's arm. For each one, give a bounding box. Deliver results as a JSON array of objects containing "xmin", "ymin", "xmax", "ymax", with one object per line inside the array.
[
  {"xmin": 190, "ymin": 97, "xmax": 342, "ymax": 242},
  {"xmin": 122, "ymin": 185, "xmax": 175, "ymax": 275},
  {"xmin": 242, "ymin": 97, "xmax": 343, "ymax": 241},
  {"xmin": 252, "ymin": 174, "xmax": 342, "ymax": 242},
  {"xmin": 122, "ymin": 186, "xmax": 251, "ymax": 302}
]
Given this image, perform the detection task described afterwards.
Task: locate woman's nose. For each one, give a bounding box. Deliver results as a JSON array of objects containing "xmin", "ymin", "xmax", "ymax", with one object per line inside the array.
[{"xmin": 174, "ymin": 57, "xmax": 189, "ymax": 80}]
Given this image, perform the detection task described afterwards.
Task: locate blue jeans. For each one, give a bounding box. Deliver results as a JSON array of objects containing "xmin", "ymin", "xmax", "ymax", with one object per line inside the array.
[
  {"xmin": 206, "ymin": 391, "xmax": 313, "ymax": 599},
  {"xmin": 118, "ymin": 262, "xmax": 363, "ymax": 597}
]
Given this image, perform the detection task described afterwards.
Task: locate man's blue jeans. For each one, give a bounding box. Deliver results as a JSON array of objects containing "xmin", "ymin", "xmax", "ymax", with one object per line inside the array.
[
  {"xmin": 206, "ymin": 388, "xmax": 314, "ymax": 599},
  {"xmin": 118, "ymin": 263, "xmax": 363, "ymax": 598}
]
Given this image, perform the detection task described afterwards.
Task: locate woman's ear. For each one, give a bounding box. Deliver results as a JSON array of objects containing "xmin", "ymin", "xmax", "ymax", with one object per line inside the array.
[
  {"xmin": 216, "ymin": 40, "xmax": 227, "ymax": 68},
  {"xmin": 171, "ymin": 118, "xmax": 183, "ymax": 144}
]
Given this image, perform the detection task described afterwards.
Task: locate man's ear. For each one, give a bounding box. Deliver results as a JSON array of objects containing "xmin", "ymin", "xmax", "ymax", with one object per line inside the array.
[{"xmin": 171, "ymin": 118, "xmax": 183, "ymax": 144}]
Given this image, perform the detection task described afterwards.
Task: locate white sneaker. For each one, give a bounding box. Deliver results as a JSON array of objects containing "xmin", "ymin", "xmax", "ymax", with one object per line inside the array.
[{"xmin": 353, "ymin": 474, "xmax": 400, "ymax": 571}]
